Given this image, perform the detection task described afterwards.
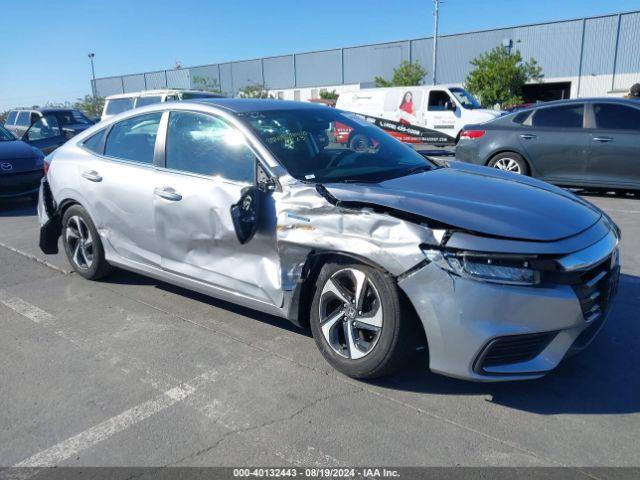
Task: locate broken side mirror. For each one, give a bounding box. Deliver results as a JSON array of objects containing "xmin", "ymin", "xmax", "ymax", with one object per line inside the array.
[{"xmin": 230, "ymin": 186, "xmax": 262, "ymax": 245}]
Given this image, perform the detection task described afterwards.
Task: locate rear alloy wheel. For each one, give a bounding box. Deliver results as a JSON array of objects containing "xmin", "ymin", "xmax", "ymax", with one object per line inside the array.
[
  {"xmin": 488, "ymin": 152, "xmax": 528, "ymax": 175},
  {"xmin": 62, "ymin": 205, "xmax": 112, "ymax": 280},
  {"xmin": 310, "ymin": 261, "xmax": 414, "ymax": 379}
]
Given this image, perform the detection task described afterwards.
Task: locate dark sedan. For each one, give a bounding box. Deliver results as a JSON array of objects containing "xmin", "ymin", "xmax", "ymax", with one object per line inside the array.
[
  {"xmin": 455, "ymin": 98, "xmax": 640, "ymax": 192},
  {"xmin": 0, "ymin": 124, "xmax": 45, "ymax": 199}
]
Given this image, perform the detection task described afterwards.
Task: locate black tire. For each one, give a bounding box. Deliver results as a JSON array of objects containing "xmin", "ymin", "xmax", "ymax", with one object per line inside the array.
[
  {"xmin": 487, "ymin": 152, "xmax": 529, "ymax": 175},
  {"xmin": 348, "ymin": 134, "xmax": 371, "ymax": 152},
  {"xmin": 309, "ymin": 259, "xmax": 415, "ymax": 379},
  {"xmin": 62, "ymin": 205, "xmax": 112, "ymax": 280}
]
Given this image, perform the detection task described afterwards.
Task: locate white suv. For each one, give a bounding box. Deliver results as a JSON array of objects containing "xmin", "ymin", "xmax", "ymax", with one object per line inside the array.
[{"xmin": 101, "ymin": 89, "xmax": 224, "ymax": 121}]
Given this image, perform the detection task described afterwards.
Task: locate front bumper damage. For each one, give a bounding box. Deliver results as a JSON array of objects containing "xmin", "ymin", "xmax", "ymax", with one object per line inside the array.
[{"xmin": 398, "ymin": 231, "xmax": 620, "ymax": 381}]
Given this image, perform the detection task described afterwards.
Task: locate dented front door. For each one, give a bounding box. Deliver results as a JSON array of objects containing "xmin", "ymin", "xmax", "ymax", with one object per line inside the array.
[{"xmin": 153, "ymin": 110, "xmax": 283, "ymax": 307}]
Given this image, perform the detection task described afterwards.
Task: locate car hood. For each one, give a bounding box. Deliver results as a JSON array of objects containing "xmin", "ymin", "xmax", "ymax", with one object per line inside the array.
[
  {"xmin": 323, "ymin": 163, "xmax": 602, "ymax": 242},
  {"xmin": 0, "ymin": 140, "xmax": 43, "ymax": 173},
  {"xmin": 0, "ymin": 140, "xmax": 39, "ymax": 160}
]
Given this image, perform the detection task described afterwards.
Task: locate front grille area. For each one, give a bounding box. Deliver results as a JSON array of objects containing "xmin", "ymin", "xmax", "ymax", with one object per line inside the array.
[
  {"xmin": 569, "ymin": 256, "xmax": 620, "ymax": 348},
  {"xmin": 571, "ymin": 256, "xmax": 619, "ymax": 325},
  {"xmin": 0, "ymin": 170, "xmax": 43, "ymax": 195},
  {"xmin": 475, "ymin": 331, "xmax": 558, "ymax": 372}
]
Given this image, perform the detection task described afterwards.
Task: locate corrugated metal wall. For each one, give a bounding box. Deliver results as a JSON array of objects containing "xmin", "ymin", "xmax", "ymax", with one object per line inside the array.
[{"xmin": 93, "ymin": 10, "xmax": 640, "ymax": 98}]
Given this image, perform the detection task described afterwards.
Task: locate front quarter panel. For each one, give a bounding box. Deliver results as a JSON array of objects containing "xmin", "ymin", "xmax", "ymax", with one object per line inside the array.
[{"xmin": 273, "ymin": 180, "xmax": 439, "ymax": 293}]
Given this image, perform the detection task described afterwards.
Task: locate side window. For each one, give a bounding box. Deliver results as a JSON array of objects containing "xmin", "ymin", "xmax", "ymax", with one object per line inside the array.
[
  {"xmin": 26, "ymin": 115, "xmax": 62, "ymax": 141},
  {"xmin": 165, "ymin": 111, "xmax": 256, "ymax": 183},
  {"xmin": 135, "ymin": 96, "xmax": 163, "ymax": 108},
  {"xmin": 6, "ymin": 111, "xmax": 18, "ymax": 125},
  {"xmin": 104, "ymin": 113, "xmax": 162, "ymax": 164},
  {"xmin": 82, "ymin": 129, "xmax": 107, "ymax": 154},
  {"xmin": 532, "ymin": 105, "xmax": 584, "ymax": 128},
  {"xmin": 30, "ymin": 113, "xmax": 40, "ymax": 125},
  {"xmin": 428, "ymin": 91, "xmax": 453, "ymax": 111},
  {"xmin": 16, "ymin": 111, "xmax": 32, "ymax": 126},
  {"xmin": 513, "ymin": 111, "xmax": 532, "ymax": 124},
  {"xmin": 594, "ymin": 103, "xmax": 640, "ymax": 131},
  {"xmin": 105, "ymin": 98, "xmax": 135, "ymax": 116}
]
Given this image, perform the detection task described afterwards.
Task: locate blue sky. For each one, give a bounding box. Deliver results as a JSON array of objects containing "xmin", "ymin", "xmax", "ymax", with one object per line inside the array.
[{"xmin": 1, "ymin": 0, "xmax": 639, "ymax": 111}]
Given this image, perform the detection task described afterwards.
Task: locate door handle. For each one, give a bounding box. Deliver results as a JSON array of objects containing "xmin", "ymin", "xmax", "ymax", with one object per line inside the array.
[
  {"xmin": 593, "ymin": 136, "xmax": 613, "ymax": 143},
  {"xmin": 81, "ymin": 170, "xmax": 102, "ymax": 182},
  {"xmin": 154, "ymin": 186, "xmax": 182, "ymax": 201},
  {"xmin": 519, "ymin": 133, "xmax": 537, "ymax": 140}
]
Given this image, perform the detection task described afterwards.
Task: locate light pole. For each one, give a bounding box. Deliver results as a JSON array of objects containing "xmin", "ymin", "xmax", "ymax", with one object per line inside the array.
[
  {"xmin": 88, "ymin": 53, "xmax": 97, "ymax": 101},
  {"xmin": 432, "ymin": 0, "xmax": 440, "ymax": 85}
]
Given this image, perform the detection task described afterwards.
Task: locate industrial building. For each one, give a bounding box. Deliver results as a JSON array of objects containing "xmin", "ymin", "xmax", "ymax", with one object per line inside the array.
[{"xmin": 93, "ymin": 9, "xmax": 640, "ymax": 103}]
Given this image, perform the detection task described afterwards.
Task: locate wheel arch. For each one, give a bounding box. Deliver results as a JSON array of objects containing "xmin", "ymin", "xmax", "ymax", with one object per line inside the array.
[
  {"xmin": 289, "ymin": 250, "xmax": 426, "ymax": 350},
  {"xmin": 485, "ymin": 149, "xmax": 534, "ymax": 176}
]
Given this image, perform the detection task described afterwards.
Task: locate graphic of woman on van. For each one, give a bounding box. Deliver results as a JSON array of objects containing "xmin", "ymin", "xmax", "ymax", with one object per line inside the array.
[{"xmin": 398, "ymin": 91, "xmax": 414, "ymax": 125}]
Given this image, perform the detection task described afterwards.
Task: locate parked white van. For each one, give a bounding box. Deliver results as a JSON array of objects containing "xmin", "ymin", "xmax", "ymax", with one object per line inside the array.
[
  {"xmin": 336, "ymin": 85, "xmax": 501, "ymax": 145},
  {"xmin": 101, "ymin": 89, "xmax": 224, "ymax": 121}
]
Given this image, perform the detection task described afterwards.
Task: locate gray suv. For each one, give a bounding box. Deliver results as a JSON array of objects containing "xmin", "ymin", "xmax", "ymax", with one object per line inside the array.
[
  {"xmin": 37, "ymin": 99, "xmax": 620, "ymax": 382},
  {"xmin": 456, "ymin": 98, "xmax": 640, "ymax": 191}
]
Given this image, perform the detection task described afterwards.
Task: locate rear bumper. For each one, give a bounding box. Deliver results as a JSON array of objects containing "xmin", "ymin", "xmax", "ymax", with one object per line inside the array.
[
  {"xmin": 0, "ymin": 169, "xmax": 43, "ymax": 197},
  {"xmin": 37, "ymin": 178, "xmax": 62, "ymax": 254}
]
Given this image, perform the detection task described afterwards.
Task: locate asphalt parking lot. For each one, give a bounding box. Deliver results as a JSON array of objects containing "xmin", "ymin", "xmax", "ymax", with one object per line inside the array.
[{"xmin": 0, "ymin": 192, "xmax": 639, "ymax": 469}]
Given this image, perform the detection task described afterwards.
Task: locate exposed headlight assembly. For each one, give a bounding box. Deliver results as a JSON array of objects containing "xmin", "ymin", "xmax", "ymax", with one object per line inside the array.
[{"xmin": 423, "ymin": 249, "xmax": 540, "ymax": 286}]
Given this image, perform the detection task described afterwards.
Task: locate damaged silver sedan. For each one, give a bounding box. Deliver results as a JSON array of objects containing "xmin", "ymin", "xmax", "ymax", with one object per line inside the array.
[{"xmin": 38, "ymin": 99, "xmax": 621, "ymax": 381}]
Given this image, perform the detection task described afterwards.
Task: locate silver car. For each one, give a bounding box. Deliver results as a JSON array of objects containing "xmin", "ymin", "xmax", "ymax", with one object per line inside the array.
[{"xmin": 38, "ymin": 99, "xmax": 621, "ymax": 381}]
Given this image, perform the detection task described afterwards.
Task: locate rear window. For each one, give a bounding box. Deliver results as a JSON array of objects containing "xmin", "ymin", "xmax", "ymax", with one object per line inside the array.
[
  {"xmin": 105, "ymin": 98, "xmax": 135, "ymax": 116},
  {"xmin": 16, "ymin": 111, "xmax": 32, "ymax": 126},
  {"xmin": 5, "ymin": 111, "xmax": 17, "ymax": 125},
  {"xmin": 532, "ymin": 105, "xmax": 584, "ymax": 128},
  {"xmin": 135, "ymin": 96, "xmax": 163, "ymax": 107}
]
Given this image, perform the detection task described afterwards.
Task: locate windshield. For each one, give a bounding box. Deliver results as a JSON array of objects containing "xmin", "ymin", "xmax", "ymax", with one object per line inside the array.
[
  {"xmin": 0, "ymin": 125, "xmax": 15, "ymax": 141},
  {"xmin": 450, "ymin": 88, "xmax": 482, "ymax": 109},
  {"xmin": 57, "ymin": 110, "xmax": 93, "ymax": 125},
  {"xmin": 241, "ymin": 109, "xmax": 435, "ymax": 183}
]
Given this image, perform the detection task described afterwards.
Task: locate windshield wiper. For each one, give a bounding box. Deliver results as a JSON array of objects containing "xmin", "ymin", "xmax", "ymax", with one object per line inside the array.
[{"xmin": 403, "ymin": 164, "xmax": 434, "ymax": 176}]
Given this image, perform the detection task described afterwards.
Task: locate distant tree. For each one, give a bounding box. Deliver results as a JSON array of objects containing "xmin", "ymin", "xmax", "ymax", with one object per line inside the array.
[
  {"xmin": 0, "ymin": 110, "xmax": 9, "ymax": 124},
  {"xmin": 237, "ymin": 83, "xmax": 272, "ymax": 98},
  {"xmin": 464, "ymin": 46, "xmax": 543, "ymax": 109},
  {"xmin": 319, "ymin": 89, "xmax": 339, "ymax": 100},
  {"xmin": 374, "ymin": 61, "xmax": 427, "ymax": 87},
  {"xmin": 191, "ymin": 75, "xmax": 225, "ymax": 95},
  {"xmin": 73, "ymin": 95, "xmax": 104, "ymax": 118}
]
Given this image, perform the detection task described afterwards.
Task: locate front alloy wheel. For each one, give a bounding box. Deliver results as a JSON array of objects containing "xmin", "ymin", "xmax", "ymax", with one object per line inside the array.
[
  {"xmin": 310, "ymin": 260, "xmax": 416, "ymax": 379},
  {"xmin": 319, "ymin": 268, "xmax": 383, "ymax": 360}
]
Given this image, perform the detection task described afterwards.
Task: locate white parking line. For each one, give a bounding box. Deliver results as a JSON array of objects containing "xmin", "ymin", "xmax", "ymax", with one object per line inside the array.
[
  {"xmin": 0, "ymin": 290, "xmax": 55, "ymax": 324},
  {"xmin": 13, "ymin": 384, "xmax": 195, "ymax": 467}
]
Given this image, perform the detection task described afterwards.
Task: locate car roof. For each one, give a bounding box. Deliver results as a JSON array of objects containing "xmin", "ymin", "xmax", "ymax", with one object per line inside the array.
[
  {"xmin": 10, "ymin": 108, "xmax": 77, "ymax": 114},
  {"xmin": 104, "ymin": 89, "xmax": 221, "ymax": 100},
  {"xmin": 189, "ymin": 98, "xmax": 327, "ymax": 113},
  {"xmin": 527, "ymin": 97, "xmax": 638, "ymax": 109}
]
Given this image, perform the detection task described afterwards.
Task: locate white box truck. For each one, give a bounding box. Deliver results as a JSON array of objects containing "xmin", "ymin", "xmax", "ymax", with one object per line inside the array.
[{"xmin": 336, "ymin": 85, "xmax": 501, "ymax": 146}]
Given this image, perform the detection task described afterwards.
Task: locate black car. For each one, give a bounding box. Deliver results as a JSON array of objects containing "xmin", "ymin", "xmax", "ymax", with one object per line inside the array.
[
  {"xmin": 0, "ymin": 124, "xmax": 45, "ymax": 199},
  {"xmin": 455, "ymin": 98, "xmax": 640, "ymax": 191},
  {"xmin": 3, "ymin": 108, "xmax": 94, "ymax": 154}
]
